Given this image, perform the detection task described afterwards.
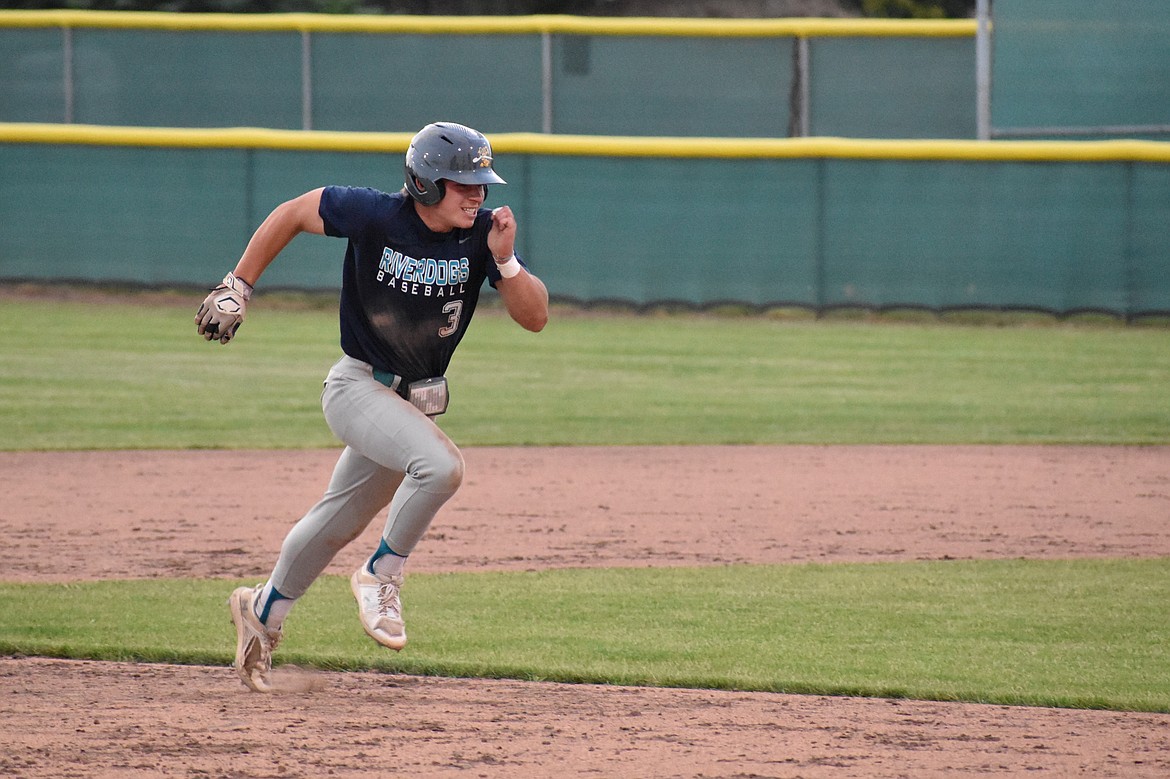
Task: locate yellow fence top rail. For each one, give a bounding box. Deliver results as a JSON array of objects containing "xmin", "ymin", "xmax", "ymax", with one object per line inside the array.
[
  {"xmin": 0, "ymin": 10, "xmax": 975, "ymax": 37},
  {"xmin": 4, "ymin": 124, "xmax": 1170, "ymax": 163}
]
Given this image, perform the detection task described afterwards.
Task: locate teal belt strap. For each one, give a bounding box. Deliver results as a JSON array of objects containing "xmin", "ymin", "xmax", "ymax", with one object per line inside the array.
[{"xmin": 371, "ymin": 369, "xmax": 407, "ymax": 398}]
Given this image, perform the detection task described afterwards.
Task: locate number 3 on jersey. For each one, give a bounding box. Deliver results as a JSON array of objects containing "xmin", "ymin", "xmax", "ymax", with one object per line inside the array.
[{"xmin": 438, "ymin": 300, "xmax": 463, "ymax": 338}]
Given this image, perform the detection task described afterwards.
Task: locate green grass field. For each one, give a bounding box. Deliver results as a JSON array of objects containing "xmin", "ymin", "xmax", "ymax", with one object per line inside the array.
[
  {"xmin": 1, "ymin": 292, "xmax": 1168, "ymax": 711},
  {"xmin": 3, "ymin": 560, "xmax": 1168, "ymax": 711},
  {"xmin": 2, "ymin": 295, "xmax": 1169, "ymax": 448}
]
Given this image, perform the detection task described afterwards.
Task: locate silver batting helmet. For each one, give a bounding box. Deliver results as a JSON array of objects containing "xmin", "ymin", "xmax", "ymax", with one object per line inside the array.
[{"xmin": 403, "ymin": 122, "xmax": 506, "ymax": 206}]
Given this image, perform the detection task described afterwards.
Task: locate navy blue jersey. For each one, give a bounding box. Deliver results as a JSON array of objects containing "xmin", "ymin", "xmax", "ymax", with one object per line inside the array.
[{"xmin": 319, "ymin": 186, "xmax": 513, "ymax": 383}]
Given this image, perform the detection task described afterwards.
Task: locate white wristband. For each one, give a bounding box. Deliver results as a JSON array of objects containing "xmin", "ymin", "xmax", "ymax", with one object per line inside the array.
[
  {"xmin": 494, "ymin": 254, "xmax": 522, "ymax": 279},
  {"xmin": 222, "ymin": 272, "xmax": 254, "ymax": 301}
]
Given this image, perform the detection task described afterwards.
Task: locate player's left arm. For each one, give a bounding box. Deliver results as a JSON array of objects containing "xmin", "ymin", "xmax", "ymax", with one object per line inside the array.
[{"xmin": 489, "ymin": 206, "xmax": 549, "ymax": 333}]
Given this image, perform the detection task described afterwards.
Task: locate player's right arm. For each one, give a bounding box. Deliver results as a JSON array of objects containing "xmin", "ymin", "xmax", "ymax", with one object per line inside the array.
[
  {"xmin": 196, "ymin": 188, "xmax": 326, "ymax": 344},
  {"xmin": 233, "ymin": 188, "xmax": 327, "ymax": 287}
]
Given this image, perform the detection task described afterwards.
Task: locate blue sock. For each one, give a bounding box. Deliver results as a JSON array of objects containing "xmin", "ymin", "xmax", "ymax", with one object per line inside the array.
[
  {"xmin": 368, "ymin": 538, "xmax": 407, "ymax": 577},
  {"xmin": 255, "ymin": 583, "xmax": 291, "ymax": 625}
]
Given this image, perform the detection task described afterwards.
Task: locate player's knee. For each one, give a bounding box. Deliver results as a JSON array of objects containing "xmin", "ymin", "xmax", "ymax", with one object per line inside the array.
[
  {"xmin": 433, "ymin": 449, "xmax": 465, "ymax": 493},
  {"xmin": 413, "ymin": 444, "xmax": 464, "ymax": 494}
]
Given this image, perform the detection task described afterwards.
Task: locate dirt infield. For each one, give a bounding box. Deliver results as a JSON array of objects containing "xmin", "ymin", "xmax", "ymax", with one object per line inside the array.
[{"xmin": 2, "ymin": 445, "xmax": 1169, "ymax": 777}]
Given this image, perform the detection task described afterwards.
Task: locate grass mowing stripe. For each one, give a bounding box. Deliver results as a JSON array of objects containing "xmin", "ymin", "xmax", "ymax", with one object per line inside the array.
[
  {"xmin": 2, "ymin": 559, "xmax": 1166, "ymax": 712},
  {"xmin": 2, "ymin": 299, "xmax": 1169, "ymax": 448}
]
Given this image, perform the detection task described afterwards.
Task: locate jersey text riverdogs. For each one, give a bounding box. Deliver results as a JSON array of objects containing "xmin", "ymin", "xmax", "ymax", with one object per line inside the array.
[{"xmin": 378, "ymin": 248, "xmax": 470, "ymax": 296}]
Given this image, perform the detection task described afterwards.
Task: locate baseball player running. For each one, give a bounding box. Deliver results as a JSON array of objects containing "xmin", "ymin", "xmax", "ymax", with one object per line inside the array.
[{"xmin": 196, "ymin": 122, "xmax": 549, "ymax": 692}]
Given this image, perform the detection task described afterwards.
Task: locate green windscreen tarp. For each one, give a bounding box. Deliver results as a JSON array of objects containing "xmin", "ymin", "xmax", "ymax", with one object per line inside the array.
[
  {"xmin": 0, "ymin": 20, "xmax": 975, "ymax": 138},
  {"xmin": 993, "ymin": 0, "xmax": 1170, "ymax": 135},
  {"xmin": 0, "ymin": 29, "xmax": 65, "ymax": 123},
  {"xmin": 809, "ymin": 36, "xmax": 975, "ymax": 139},
  {"xmin": 73, "ymin": 29, "xmax": 304, "ymax": 128},
  {"xmin": 2, "ymin": 140, "xmax": 1167, "ymax": 318},
  {"xmin": 550, "ymin": 35, "xmax": 794, "ymax": 138},
  {"xmin": 309, "ymin": 33, "xmax": 545, "ymax": 134}
]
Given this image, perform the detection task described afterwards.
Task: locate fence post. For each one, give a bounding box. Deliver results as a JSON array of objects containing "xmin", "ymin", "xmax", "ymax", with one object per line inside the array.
[
  {"xmin": 62, "ymin": 26, "xmax": 74, "ymax": 124},
  {"xmin": 975, "ymin": 0, "xmax": 992, "ymax": 140},
  {"xmin": 789, "ymin": 36, "xmax": 810, "ymax": 137},
  {"xmin": 541, "ymin": 31, "xmax": 553, "ymax": 133},
  {"xmin": 301, "ymin": 30, "xmax": 313, "ymax": 131}
]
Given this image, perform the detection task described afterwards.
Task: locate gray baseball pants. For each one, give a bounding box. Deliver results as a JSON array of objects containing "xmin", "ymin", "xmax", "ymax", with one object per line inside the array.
[{"xmin": 268, "ymin": 354, "xmax": 464, "ymax": 599}]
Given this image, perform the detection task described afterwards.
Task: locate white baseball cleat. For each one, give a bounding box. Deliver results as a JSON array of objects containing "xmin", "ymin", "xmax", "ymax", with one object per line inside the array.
[
  {"xmin": 351, "ymin": 567, "xmax": 408, "ymax": 651},
  {"xmin": 228, "ymin": 585, "xmax": 283, "ymax": 692}
]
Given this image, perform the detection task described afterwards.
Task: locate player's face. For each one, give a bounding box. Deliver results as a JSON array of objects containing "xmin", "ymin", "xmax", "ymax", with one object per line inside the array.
[{"xmin": 428, "ymin": 181, "xmax": 486, "ymax": 231}]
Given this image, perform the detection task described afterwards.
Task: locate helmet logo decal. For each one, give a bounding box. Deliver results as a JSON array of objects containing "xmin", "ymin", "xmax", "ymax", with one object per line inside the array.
[{"xmin": 473, "ymin": 146, "xmax": 493, "ymax": 168}]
